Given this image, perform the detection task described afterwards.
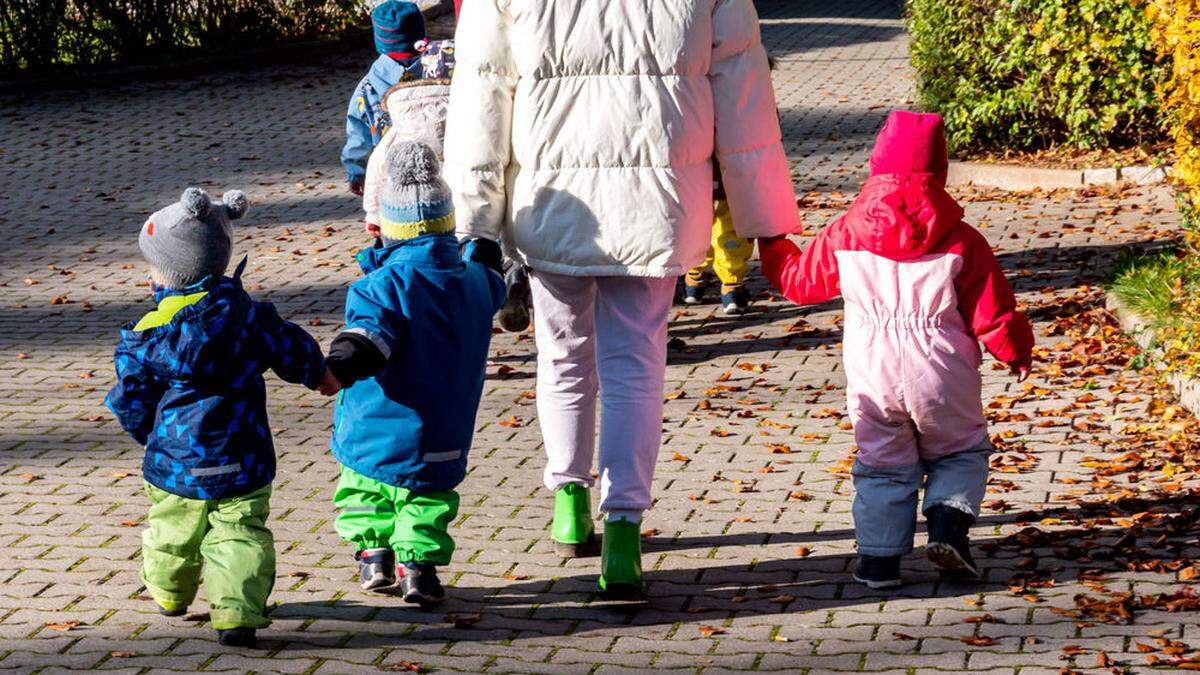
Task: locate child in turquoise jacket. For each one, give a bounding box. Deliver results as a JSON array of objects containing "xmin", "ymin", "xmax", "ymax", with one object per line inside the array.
[
  {"xmin": 325, "ymin": 141, "xmax": 504, "ymax": 607},
  {"xmin": 106, "ymin": 188, "xmax": 339, "ymax": 647},
  {"xmin": 342, "ymin": 1, "xmax": 428, "ymax": 195}
]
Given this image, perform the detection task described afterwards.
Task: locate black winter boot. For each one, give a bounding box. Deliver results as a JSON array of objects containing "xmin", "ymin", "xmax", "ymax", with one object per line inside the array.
[
  {"xmin": 356, "ymin": 548, "xmax": 397, "ymax": 592},
  {"xmin": 399, "ymin": 562, "xmax": 445, "ymax": 608},
  {"xmin": 217, "ymin": 627, "xmax": 257, "ymax": 648},
  {"xmin": 925, "ymin": 504, "xmax": 979, "ymax": 580},
  {"xmin": 852, "ymin": 555, "xmax": 902, "ymax": 590}
]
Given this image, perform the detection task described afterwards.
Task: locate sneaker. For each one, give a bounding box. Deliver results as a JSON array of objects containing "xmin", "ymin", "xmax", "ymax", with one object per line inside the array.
[
  {"xmin": 925, "ymin": 504, "xmax": 980, "ymax": 579},
  {"xmin": 551, "ymin": 483, "xmax": 597, "ymax": 558},
  {"xmin": 217, "ymin": 627, "xmax": 257, "ymax": 648},
  {"xmin": 720, "ymin": 286, "xmax": 750, "ymax": 315},
  {"xmin": 398, "ymin": 562, "xmax": 445, "ymax": 608},
  {"xmin": 683, "ymin": 281, "xmax": 705, "ymax": 305},
  {"xmin": 852, "ymin": 555, "xmax": 902, "ymax": 590},
  {"xmin": 356, "ymin": 548, "xmax": 397, "ymax": 592},
  {"xmin": 497, "ymin": 264, "xmax": 532, "ymax": 332},
  {"xmin": 598, "ymin": 517, "xmax": 644, "ymax": 600}
]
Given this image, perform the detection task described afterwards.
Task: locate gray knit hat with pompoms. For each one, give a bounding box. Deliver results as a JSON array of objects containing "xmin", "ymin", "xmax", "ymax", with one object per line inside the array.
[
  {"xmin": 139, "ymin": 187, "xmax": 248, "ymax": 288},
  {"xmin": 378, "ymin": 141, "xmax": 455, "ymax": 245}
]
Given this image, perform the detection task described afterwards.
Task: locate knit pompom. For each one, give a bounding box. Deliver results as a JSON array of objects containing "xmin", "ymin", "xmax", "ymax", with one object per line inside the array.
[
  {"xmin": 386, "ymin": 141, "xmax": 440, "ymax": 186},
  {"xmin": 222, "ymin": 190, "xmax": 249, "ymax": 220},
  {"xmin": 181, "ymin": 187, "xmax": 212, "ymax": 219}
]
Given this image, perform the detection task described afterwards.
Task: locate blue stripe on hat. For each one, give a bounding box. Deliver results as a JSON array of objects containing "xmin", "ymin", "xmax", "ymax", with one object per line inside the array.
[{"xmin": 380, "ymin": 197, "xmax": 453, "ymax": 224}]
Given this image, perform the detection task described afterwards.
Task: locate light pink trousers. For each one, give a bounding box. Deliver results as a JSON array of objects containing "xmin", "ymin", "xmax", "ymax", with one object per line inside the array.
[{"xmin": 530, "ymin": 271, "xmax": 675, "ymax": 521}]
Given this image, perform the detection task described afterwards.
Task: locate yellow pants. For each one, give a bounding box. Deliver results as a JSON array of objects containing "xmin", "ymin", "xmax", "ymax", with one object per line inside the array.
[{"xmin": 686, "ymin": 200, "xmax": 754, "ymax": 287}]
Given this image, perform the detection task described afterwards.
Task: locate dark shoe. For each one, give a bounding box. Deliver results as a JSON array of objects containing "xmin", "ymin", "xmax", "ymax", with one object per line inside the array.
[
  {"xmin": 157, "ymin": 603, "xmax": 187, "ymax": 617},
  {"xmin": 852, "ymin": 555, "xmax": 902, "ymax": 590},
  {"xmin": 356, "ymin": 547, "xmax": 397, "ymax": 592},
  {"xmin": 551, "ymin": 483, "xmax": 597, "ymax": 558},
  {"xmin": 683, "ymin": 280, "xmax": 705, "ymax": 305},
  {"xmin": 498, "ymin": 264, "xmax": 532, "ymax": 332},
  {"xmin": 720, "ymin": 286, "xmax": 750, "ymax": 315},
  {"xmin": 925, "ymin": 504, "xmax": 979, "ymax": 579},
  {"xmin": 217, "ymin": 627, "xmax": 257, "ymax": 648},
  {"xmin": 399, "ymin": 562, "xmax": 445, "ymax": 608}
]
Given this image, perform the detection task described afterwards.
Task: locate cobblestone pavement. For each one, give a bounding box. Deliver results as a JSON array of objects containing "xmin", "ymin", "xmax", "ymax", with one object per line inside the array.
[{"xmin": 0, "ymin": 0, "xmax": 1193, "ymax": 673}]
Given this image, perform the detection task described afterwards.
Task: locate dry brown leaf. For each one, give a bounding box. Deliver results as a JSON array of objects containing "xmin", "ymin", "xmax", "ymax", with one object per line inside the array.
[
  {"xmin": 381, "ymin": 661, "xmax": 427, "ymax": 672},
  {"xmin": 443, "ymin": 612, "xmax": 481, "ymax": 629}
]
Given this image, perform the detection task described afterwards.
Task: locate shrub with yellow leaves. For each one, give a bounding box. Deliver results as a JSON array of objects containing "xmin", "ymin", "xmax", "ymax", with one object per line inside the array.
[{"xmin": 1148, "ymin": 0, "xmax": 1200, "ymax": 226}]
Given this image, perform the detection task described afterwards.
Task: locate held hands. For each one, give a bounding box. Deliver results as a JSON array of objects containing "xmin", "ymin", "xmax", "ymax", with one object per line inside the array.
[
  {"xmin": 316, "ymin": 366, "xmax": 342, "ymax": 396},
  {"xmin": 1011, "ymin": 365, "xmax": 1030, "ymax": 383},
  {"xmin": 348, "ymin": 180, "xmax": 364, "ymax": 196}
]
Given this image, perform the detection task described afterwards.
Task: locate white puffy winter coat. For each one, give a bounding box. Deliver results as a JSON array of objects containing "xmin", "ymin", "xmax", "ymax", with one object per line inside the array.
[{"xmin": 443, "ymin": 0, "xmax": 800, "ymax": 277}]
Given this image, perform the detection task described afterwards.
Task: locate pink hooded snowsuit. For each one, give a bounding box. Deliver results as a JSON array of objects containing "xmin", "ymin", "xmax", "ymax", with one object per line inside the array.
[{"xmin": 761, "ymin": 111, "xmax": 1034, "ymax": 468}]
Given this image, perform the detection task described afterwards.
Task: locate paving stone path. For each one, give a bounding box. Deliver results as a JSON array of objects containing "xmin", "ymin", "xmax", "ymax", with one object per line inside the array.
[{"xmin": 0, "ymin": 0, "xmax": 1192, "ymax": 672}]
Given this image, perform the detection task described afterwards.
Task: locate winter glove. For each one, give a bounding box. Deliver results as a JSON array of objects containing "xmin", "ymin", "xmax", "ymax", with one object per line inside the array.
[{"xmin": 460, "ymin": 237, "xmax": 504, "ymax": 276}]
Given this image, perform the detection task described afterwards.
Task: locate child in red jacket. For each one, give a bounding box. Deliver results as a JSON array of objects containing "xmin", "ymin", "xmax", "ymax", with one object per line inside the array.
[{"xmin": 759, "ymin": 111, "xmax": 1034, "ymax": 589}]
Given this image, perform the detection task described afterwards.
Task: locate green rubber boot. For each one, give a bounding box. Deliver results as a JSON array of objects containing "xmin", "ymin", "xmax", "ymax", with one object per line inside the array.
[
  {"xmin": 551, "ymin": 483, "xmax": 596, "ymax": 558},
  {"xmin": 598, "ymin": 518, "xmax": 644, "ymax": 600}
]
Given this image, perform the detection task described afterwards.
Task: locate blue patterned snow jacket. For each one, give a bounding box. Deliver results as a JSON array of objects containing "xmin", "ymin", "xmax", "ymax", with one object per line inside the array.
[
  {"xmin": 331, "ymin": 234, "xmax": 505, "ymax": 492},
  {"xmin": 105, "ymin": 260, "xmax": 327, "ymax": 500}
]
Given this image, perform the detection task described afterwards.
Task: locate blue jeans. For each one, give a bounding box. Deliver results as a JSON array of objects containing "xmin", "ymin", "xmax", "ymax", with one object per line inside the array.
[{"xmin": 851, "ymin": 442, "xmax": 991, "ymax": 557}]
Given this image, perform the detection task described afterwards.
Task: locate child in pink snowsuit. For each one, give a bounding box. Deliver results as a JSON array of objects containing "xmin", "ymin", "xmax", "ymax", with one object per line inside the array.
[{"xmin": 759, "ymin": 111, "xmax": 1034, "ymax": 589}]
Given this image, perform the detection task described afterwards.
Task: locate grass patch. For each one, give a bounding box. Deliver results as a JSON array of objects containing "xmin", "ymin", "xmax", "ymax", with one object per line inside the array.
[
  {"xmin": 1109, "ymin": 246, "xmax": 1200, "ymax": 375},
  {"xmin": 1110, "ymin": 250, "xmax": 1200, "ymax": 325}
]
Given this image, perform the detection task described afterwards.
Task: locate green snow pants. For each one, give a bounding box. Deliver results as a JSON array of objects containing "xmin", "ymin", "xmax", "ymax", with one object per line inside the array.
[
  {"xmin": 333, "ymin": 465, "xmax": 460, "ymax": 565},
  {"xmin": 140, "ymin": 482, "xmax": 275, "ymax": 630}
]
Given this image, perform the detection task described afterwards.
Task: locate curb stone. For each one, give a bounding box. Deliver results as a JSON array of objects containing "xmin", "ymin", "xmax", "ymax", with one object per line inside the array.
[
  {"xmin": 948, "ymin": 161, "xmax": 1169, "ymax": 192},
  {"xmin": 1105, "ymin": 292, "xmax": 1200, "ymax": 418}
]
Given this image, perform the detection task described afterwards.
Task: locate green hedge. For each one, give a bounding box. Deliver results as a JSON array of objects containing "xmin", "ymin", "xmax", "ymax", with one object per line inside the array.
[
  {"xmin": 0, "ymin": 0, "xmax": 363, "ymax": 74},
  {"xmin": 906, "ymin": 0, "xmax": 1169, "ymax": 154}
]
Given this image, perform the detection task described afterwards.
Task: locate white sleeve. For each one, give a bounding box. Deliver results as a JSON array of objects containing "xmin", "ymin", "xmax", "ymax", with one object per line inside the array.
[
  {"xmin": 710, "ymin": 0, "xmax": 801, "ymax": 238},
  {"xmin": 442, "ymin": 0, "xmax": 517, "ymax": 242}
]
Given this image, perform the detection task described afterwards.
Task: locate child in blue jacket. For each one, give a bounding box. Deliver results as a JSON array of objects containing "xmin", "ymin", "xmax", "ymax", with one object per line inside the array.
[
  {"xmin": 342, "ymin": 0, "xmax": 429, "ymax": 196},
  {"xmin": 325, "ymin": 141, "xmax": 504, "ymax": 606},
  {"xmin": 106, "ymin": 188, "xmax": 339, "ymax": 647}
]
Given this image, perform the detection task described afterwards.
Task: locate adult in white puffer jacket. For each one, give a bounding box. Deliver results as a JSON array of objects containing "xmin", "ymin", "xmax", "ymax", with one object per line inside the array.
[{"xmin": 444, "ymin": 0, "xmax": 800, "ymax": 597}]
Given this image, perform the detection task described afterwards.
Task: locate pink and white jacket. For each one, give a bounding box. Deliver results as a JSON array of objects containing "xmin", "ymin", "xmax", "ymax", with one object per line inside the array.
[{"xmin": 761, "ymin": 111, "xmax": 1034, "ymax": 466}]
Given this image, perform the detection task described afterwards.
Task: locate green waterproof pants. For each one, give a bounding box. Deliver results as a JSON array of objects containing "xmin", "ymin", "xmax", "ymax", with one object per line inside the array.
[
  {"xmin": 141, "ymin": 482, "xmax": 275, "ymax": 630},
  {"xmin": 333, "ymin": 465, "xmax": 459, "ymax": 565}
]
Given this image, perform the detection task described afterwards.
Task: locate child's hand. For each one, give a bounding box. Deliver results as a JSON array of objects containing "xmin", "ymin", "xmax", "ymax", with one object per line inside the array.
[
  {"xmin": 1011, "ymin": 365, "xmax": 1029, "ymax": 382},
  {"xmin": 348, "ymin": 180, "xmax": 364, "ymax": 196},
  {"xmin": 316, "ymin": 367, "xmax": 343, "ymax": 396}
]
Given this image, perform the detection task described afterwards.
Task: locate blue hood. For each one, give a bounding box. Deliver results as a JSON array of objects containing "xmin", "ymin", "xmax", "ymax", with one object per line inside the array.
[{"xmin": 366, "ymin": 54, "xmax": 415, "ymax": 98}]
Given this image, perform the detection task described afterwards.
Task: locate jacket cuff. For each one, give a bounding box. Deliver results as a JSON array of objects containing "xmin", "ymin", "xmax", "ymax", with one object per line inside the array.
[{"xmin": 327, "ymin": 331, "xmax": 388, "ymax": 387}]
